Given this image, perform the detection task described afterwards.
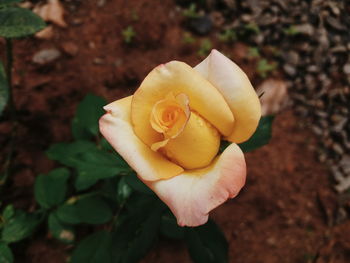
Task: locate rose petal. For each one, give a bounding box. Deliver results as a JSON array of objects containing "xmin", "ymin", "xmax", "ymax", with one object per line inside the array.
[
  {"xmin": 131, "ymin": 61, "xmax": 234, "ymax": 146},
  {"xmin": 150, "ymin": 92, "xmax": 190, "ymax": 139},
  {"xmin": 99, "ymin": 96, "xmax": 183, "ymax": 181},
  {"xmin": 145, "ymin": 143, "xmax": 246, "ymax": 226},
  {"xmin": 195, "ymin": 49, "xmax": 261, "ymax": 143},
  {"xmin": 160, "ymin": 111, "xmax": 220, "ymax": 170}
]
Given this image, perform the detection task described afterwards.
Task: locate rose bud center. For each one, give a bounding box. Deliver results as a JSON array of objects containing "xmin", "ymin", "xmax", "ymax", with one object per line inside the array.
[{"xmin": 150, "ymin": 92, "xmax": 220, "ymax": 170}]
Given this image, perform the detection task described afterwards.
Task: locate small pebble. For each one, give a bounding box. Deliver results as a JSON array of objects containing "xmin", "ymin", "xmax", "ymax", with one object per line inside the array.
[
  {"xmin": 93, "ymin": 57, "xmax": 104, "ymax": 65},
  {"xmin": 283, "ymin": 64, "xmax": 296, "ymax": 76},
  {"xmin": 61, "ymin": 42, "xmax": 79, "ymax": 56},
  {"xmin": 32, "ymin": 48, "xmax": 61, "ymax": 65},
  {"xmin": 343, "ymin": 64, "xmax": 350, "ymax": 75}
]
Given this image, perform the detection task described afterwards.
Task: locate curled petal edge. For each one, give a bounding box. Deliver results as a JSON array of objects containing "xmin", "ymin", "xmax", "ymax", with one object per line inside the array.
[
  {"xmin": 99, "ymin": 96, "xmax": 184, "ymax": 181},
  {"xmin": 145, "ymin": 143, "xmax": 246, "ymax": 227},
  {"xmin": 195, "ymin": 49, "xmax": 261, "ymax": 143}
]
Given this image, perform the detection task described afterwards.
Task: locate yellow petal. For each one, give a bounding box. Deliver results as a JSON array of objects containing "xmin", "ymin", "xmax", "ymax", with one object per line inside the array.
[
  {"xmin": 145, "ymin": 143, "xmax": 246, "ymax": 226},
  {"xmin": 131, "ymin": 61, "xmax": 234, "ymax": 146},
  {"xmin": 150, "ymin": 92, "xmax": 190, "ymax": 139},
  {"xmin": 99, "ymin": 96, "xmax": 183, "ymax": 181},
  {"xmin": 160, "ymin": 112, "xmax": 220, "ymax": 170},
  {"xmin": 195, "ymin": 49, "xmax": 261, "ymax": 143}
]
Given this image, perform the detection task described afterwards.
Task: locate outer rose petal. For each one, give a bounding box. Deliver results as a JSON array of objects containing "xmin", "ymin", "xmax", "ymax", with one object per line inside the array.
[
  {"xmin": 145, "ymin": 143, "xmax": 246, "ymax": 227},
  {"xmin": 99, "ymin": 96, "xmax": 183, "ymax": 181},
  {"xmin": 195, "ymin": 49, "xmax": 261, "ymax": 143},
  {"xmin": 131, "ymin": 61, "xmax": 234, "ymax": 146}
]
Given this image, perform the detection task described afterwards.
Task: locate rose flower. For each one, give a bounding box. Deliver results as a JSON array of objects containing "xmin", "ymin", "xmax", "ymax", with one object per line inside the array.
[{"xmin": 99, "ymin": 50, "xmax": 261, "ymax": 226}]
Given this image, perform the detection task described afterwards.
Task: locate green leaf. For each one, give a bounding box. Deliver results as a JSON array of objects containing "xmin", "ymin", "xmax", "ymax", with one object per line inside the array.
[
  {"xmin": 99, "ymin": 178, "xmax": 120, "ymax": 203},
  {"xmin": 0, "ymin": 7, "xmax": 45, "ymax": 38},
  {"xmin": 72, "ymin": 94, "xmax": 107, "ymax": 140},
  {"xmin": 160, "ymin": 211, "xmax": 184, "ymax": 240},
  {"xmin": 1, "ymin": 205, "xmax": 14, "ymax": 221},
  {"xmin": 257, "ymin": 59, "xmax": 277, "ymax": 78},
  {"xmin": 71, "ymin": 231, "xmax": 112, "ymax": 263},
  {"xmin": 74, "ymin": 149, "xmax": 130, "ymax": 191},
  {"xmin": 55, "ymin": 204, "xmax": 81, "ymax": 225},
  {"xmin": 238, "ymin": 116, "xmax": 274, "ymax": 152},
  {"xmin": 1, "ymin": 210, "xmax": 41, "ymax": 243},
  {"xmin": 55, "ymin": 196, "xmax": 113, "ymax": 225},
  {"xmin": 48, "ymin": 213, "xmax": 75, "ymax": 244},
  {"xmin": 34, "ymin": 168, "xmax": 70, "ymax": 209},
  {"xmin": 117, "ymin": 177, "xmax": 133, "ymax": 203},
  {"xmin": 218, "ymin": 140, "xmax": 230, "ymax": 154},
  {"xmin": 0, "ymin": 242, "xmax": 13, "ymax": 263},
  {"xmin": 75, "ymin": 196, "xmax": 113, "ymax": 225},
  {"xmin": 186, "ymin": 220, "xmax": 228, "ymax": 263},
  {"xmin": 100, "ymin": 138, "xmax": 114, "ymax": 152},
  {"xmin": 124, "ymin": 173, "xmax": 154, "ymax": 195},
  {"xmin": 47, "ymin": 141, "xmax": 130, "ymax": 191},
  {"xmin": 220, "ymin": 116, "xmax": 274, "ymax": 153},
  {"xmin": 47, "ymin": 140, "xmax": 97, "ymax": 167},
  {"xmin": 0, "ymin": 0, "xmax": 22, "ymax": 7},
  {"xmin": 112, "ymin": 203, "xmax": 162, "ymax": 263},
  {"xmin": 121, "ymin": 26, "xmax": 136, "ymax": 44},
  {"xmin": 0, "ymin": 61, "xmax": 8, "ymax": 116}
]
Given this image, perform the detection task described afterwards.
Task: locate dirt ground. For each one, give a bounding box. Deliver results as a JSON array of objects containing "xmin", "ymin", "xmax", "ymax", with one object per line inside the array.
[{"xmin": 0, "ymin": 0, "xmax": 349, "ymax": 262}]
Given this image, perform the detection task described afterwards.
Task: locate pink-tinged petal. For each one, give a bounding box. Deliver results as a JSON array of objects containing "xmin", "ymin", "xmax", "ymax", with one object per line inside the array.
[
  {"xmin": 99, "ymin": 96, "xmax": 183, "ymax": 181},
  {"xmin": 195, "ymin": 49, "xmax": 261, "ymax": 143},
  {"xmin": 145, "ymin": 143, "xmax": 246, "ymax": 226}
]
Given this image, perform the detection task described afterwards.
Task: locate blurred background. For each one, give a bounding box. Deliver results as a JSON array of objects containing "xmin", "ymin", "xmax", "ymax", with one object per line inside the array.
[{"xmin": 0, "ymin": 0, "xmax": 349, "ymax": 262}]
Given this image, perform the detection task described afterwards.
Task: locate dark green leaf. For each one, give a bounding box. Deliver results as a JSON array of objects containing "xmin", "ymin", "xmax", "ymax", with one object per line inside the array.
[
  {"xmin": 72, "ymin": 94, "xmax": 107, "ymax": 140},
  {"xmin": 47, "ymin": 141, "xmax": 129, "ymax": 191},
  {"xmin": 34, "ymin": 168, "xmax": 70, "ymax": 209},
  {"xmin": 98, "ymin": 177, "xmax": 121, "ymax": 203},
  {"xmin": 100, "ymin": 138, "xmax": 114, "ymax": 152},
  {"xmin": 220, "ymin": 116, "xmax": 274, "ymax": 153},
  {"xmin": 0, "ymin": 0, "xmax": 22, "ymax": 8},
  {"xmin": 48, "ymin": 213, "xmax": 75, "ymax": 244},
  {"xmin": 218, "ymin": 140, "xmax": 230, "ymax": 153},
  {"xmin": 55, "ymin": 196, "xmax": 113, "ymax": 225},
  {"xmin": 117, "ymin": 177, "xmax": 133, "ymax": 203},
  {"xmin": 238, "ymin": 116, "xmax": 274, "ymax": 152},
  {"xmin": 1, "ymin": 210, "xmax": 41, "ymax": 243},
  {"xmin": 112, "ymin": 203, "xmax": 162, "ymax": 263},
  {"xmin": 74, "ymin": 149, "xmax": 130, "ymax": 191},
  {"xmin": 0, "ymin": 242, "xmax": 13, "ymax": 263},
  {"xmin": 0, "ymin": 7, "xmax": 45, "ymax": 38},
  {"xmin": 1, "ymin": 205, "xmax": 14, "ymax": 221},
  {"xmin": 55, "ymin": 203, "xmax": 81, "ymax": 225},
  {"xmin": 160, "ymin": 211, "xmax": 184, "ymax": 240},
  {"xmin": 186, "ymin": 220, "xmax": 228, "ymax": 263},
  {"xmin": 124, "ymin": 173, "xmax": 154, "ymax": 195},
  {"xmin": 125, "ymin": 194, "xmax": 160, "ymax": 214},
  {"xmin": 0, "ymin": 61, "xmax": 8, "ymax": 116},
  {"xmin": 75, "ymin": 196, "xmax": 113, "ymax": 225},
  {"xmin": 71, "ymin": 231, "xmax": 112, "ymax": 263},
  {"xmin": 46, "ymin": 140, "xmax": 97, "ymax": 167}
]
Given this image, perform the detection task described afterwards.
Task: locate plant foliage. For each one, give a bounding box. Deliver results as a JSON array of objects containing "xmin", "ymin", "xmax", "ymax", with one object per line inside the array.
[
  {"xmin": 220, "ymin": 115, "xmax": 274, "ymax": 153},
  {"xmin": 0, "ymin": 7, "xmax": 45, "ymax": 38},
  {"xmin": 1, "ymin": 94, "xmax": 274, "ymax": 263}
]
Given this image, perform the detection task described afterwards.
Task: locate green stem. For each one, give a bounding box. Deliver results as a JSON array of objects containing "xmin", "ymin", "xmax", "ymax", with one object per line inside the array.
[
  {"xmin": 0, "ymin": 39, "xmax": 17, "ymax": 188},
  {"xmin": 107, "ymin": 200, "xmax": 127, "ymax": 232}
]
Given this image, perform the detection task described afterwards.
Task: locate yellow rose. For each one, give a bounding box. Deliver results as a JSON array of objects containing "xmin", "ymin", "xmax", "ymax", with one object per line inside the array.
[{"xmin": 99, "ymin": 50, "xmax": 261, "ymax": 226}]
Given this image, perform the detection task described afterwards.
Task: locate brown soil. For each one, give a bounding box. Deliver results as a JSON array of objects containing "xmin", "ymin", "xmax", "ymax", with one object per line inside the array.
[{"xmin": 0, "ymin": 0, "xmax": 349, "ymax": 262}]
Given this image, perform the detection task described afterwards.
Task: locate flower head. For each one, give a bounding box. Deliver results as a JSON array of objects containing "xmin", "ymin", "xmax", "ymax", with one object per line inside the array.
[{"xmin": 99, "ymin": 50, "xmax": 261, "ymax": 226}]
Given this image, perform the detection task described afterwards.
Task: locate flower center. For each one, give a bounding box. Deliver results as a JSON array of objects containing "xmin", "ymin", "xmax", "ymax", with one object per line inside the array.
[
  {"xmin": 150, "ymin": 92, "xmax": 220, "ymax": 170},
  {"xmin": 150, "ymin": 92, "xmax": 190, "ymax": 139}
]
